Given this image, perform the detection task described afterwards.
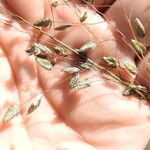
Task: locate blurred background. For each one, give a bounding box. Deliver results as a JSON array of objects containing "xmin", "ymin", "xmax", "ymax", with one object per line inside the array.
[{"xmin": 145, "ymin": 140, "xmax": 150, "ymax": 150}]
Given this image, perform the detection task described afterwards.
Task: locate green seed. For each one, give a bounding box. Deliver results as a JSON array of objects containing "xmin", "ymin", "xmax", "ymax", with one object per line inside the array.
[
  {"xmin": 131, "ymin": 39, "xmax": 147, "ymax": 55},
  {"xmin": 102, "ymin": 56, "xmax": 120, "ymax": 68},
  {"xmin": 62, "ymin": 66, "xmax": 80, "ymax": 73},
  {"xmin": 54, "ymin": 24, "xmax": 72, "ymax": 30},
  {"xmin": 134, "ymin": 18, "xmax": 145, "ymax": 38},
  {"xmin": 123, "ymin": 58, "xmax": 138, "ymax": 75}
]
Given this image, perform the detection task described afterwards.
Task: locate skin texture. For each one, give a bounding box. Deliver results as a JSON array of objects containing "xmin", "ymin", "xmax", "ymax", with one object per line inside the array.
[{"xmin": 0, "ymin": 0, "xmax": 150, "ymax": 149}]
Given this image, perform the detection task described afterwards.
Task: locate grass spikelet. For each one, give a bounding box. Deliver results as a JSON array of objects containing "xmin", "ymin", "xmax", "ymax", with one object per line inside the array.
[
  {"xmin": 123, "ymin": 58, "xmax": 138, "ymax": 75},
  {"xmin": 77, "ymin": 41, "xmax": 97, "ymax": 52},
  {"xmin": 134, "ymin": 18, "xmax": 145, "ymax": 38},
  {"xmin": 27, "ymin": 98, "xmax": 41, "ymax": 115},
  {"xmin": 54, "ymin": 24, "xmax": 72, "ymax": 30},
  {"xmin": 131, "ymin": 39, "xmax": 147, "ymax": 55},
  {"xmin": 51, "ymin": 0, "xmax": 59, "ymax": 7},
  {"xmin": 79, "ymin": 61, "xmax": 93, "ymax": 70},
  {"xmin": 62, "ymin": 66, "xmax": 80, "ymax": 73},
  {"xmin": 36, "ymin": 57, "xmax": 55, "ymax": 70},
  {"xmin": 3, "ymin": 105, "xmax": 20, "ymax": 123},
  {"xmin": 102, "ymin": 56, "xmax": 120, "ymax": 68},
  {"xmin": 74, "ymin": 79, "xmax": 91, "ymax": 90},
  {"xmin": 123, "ymin": 88, "xmax": 136, "ymax": 96},
  {"xmin": 80, "ymin": 12, "xmax": 88, "ymax": 23},
  {"xmin": 33, "ymin": 18, "xmax": 52, "ymax": 27},
  {"xmin": 32, "ymin": 43, "xmax": 52, "ymax": 56},
  {"xmin": 69, "ymin": 73, "xmax": 79, "ymax": 89}
]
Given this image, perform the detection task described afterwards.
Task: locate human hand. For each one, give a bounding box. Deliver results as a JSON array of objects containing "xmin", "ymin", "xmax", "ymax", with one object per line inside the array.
[{"xmin": 0, "ymin": 0, "xmax": 150, "ymax": 150}]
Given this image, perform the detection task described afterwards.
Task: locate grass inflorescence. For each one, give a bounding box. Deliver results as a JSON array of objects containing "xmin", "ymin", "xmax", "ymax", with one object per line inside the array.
[{"xmin": 1, "ymin": 0, "xmax": 150, "ymax": 124}]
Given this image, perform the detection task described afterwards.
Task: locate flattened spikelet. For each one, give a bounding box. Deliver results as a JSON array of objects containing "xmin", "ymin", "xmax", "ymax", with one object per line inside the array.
[
  {"xmin": 32, "ymin": 43, "xmax": 52, "ymax": 55},
  {"xmin": 51, "ymin": 0, "xmax": 59, "ymax": 7},
  {"xmin": 134, "ymin": 18, "xmax": 145, "ymax": 38},
  {"xmin": 131, "ymin": 39, "xmax": 147, "ymax": 55},
  {"xmin": 77, "ymin": 41, "xmax": 97, "ymax": 52},
  {"xmin": 33, "ymin": 18, "xmax": 52, "ymax": 27},
  {"xmin": 52, "ymin": 46, "xmax": 67, "ymax": 56},
  {"xmin": 74, "ymin": 79, "xmax": 91, "ymax": 90},
  {"xmin": 62, "ymin": 66, "xmax": 80, "ymax": 73},
  {"xmin": 54, "ymin": 24, "xmax": 72, "ymax": 30},
  {"xmin": 36, "ymin": 57, "xmax": 55, "ymax": 70},
  {"xmin": 123, "ymin": 88, "xmax": 136, "ymax": 96},
  {"xmin": 123, "ymin": 58, "xmax": 138, "ymax": 75},
  {"xmin": 3, "ymin": 105, "xmax": 20, "ymax": 123},
  {"xmin": 69, "ymin": 73, "xmax": 79, "ymax": 88},
  {"xmin": 79, "ymin": 61, "xmax": 93, "ymax": 70},
  {"xmin": 102, "ymin": 56, "xmax": 120, "ymax": 68},
  {"xmin": 27, "ymin": 99, "xmax": 41, "ymax": 115},
  {"xmin": 80, "ymin": 12, "xmax": 88, "ymax": 22}
]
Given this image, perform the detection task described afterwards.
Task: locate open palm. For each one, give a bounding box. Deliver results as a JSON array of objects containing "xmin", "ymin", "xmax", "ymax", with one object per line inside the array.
[{"xmin": 0, "ymin": 0, "xmax": 150, "ymax": 150}]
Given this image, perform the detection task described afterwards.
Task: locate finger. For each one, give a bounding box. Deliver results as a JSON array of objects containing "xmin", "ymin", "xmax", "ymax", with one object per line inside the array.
[
  {"xmin": 105, "ymin": 0, "xmax": 150, "ymax": 89},
  {"xmin": 4, "ymin": 0, "xmax": 45, "ymax": 22},
  {"xmin": 105, "ymin": 0, "xmax": 150, "ymax": 56},
  {"xmin": 0, "ymin": 43, "xmax": 34, "ymax": 150}
]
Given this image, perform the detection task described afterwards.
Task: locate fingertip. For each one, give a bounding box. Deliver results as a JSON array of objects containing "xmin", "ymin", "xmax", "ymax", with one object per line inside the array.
[{"xmin": 4, "ymin": 0, "xmax": 45, "ymax": 23}]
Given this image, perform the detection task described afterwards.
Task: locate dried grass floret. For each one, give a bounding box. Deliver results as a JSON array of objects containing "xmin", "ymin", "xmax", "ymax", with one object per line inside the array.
[
  {"xmin": 52, "ymin": 46, "xmax": 67, "ymax": 56},
  {"xmin": 69, "ymin": 73, "xmax": 79, "ymax": 88},
  {"xmin": 3, "ymin": 105, "xmax": 20, "ymax": 123},
  {"xmin": 51, "ymin": 0, "xmax": 59, "ymax": 7},
  {"xmin": 77, "ymin": 41, "xmax": 97, "ymax": 52},
  {"xmin": 33, "ymin": 18, "xmax": 52, "ymax": 27},
  {"xmin": 123, "ymin": 88, "xmax": 136, "ymax": 96},
  {"xmin": 80, "ymin": 12, "xmax": 88, "ymax": 22},
  {"xmin": 27, "ymin": 98, "xmax": 41, "ymax": 115},
  {"xmin": 62, "ymin": 66, "xmax": 80, "ymax": 73},
  {"xmin": 134, "ymin": 18, "xmax": 145, "ymax": 38},
  {"xmin": 123, "ymin": 58, "xmax": 138, "ymax": 75},
  {"xmin": 102, "ymin": 56, "xmax": 120, "ymax": 68},
  {"xmin": 54, "ymin": 24, "xmax": 72, "ymax": 30},
  {"xmin": 131, "ymin": 39, "xmax": 147, "ymax": 55},
  {"xmin": 74, "ymin": 79, "xmax": 91, "ymax": 90},
  {"xmin": 32, "ymin": 43, "xmax": 52, "ymax": 55},
  {"xmin": 79, "ymin": 61, "xmax": 93, "ymax": 70},
  {"xmin": 36, "ymin": 57, "xmax": 55, "ymax": 70}
]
